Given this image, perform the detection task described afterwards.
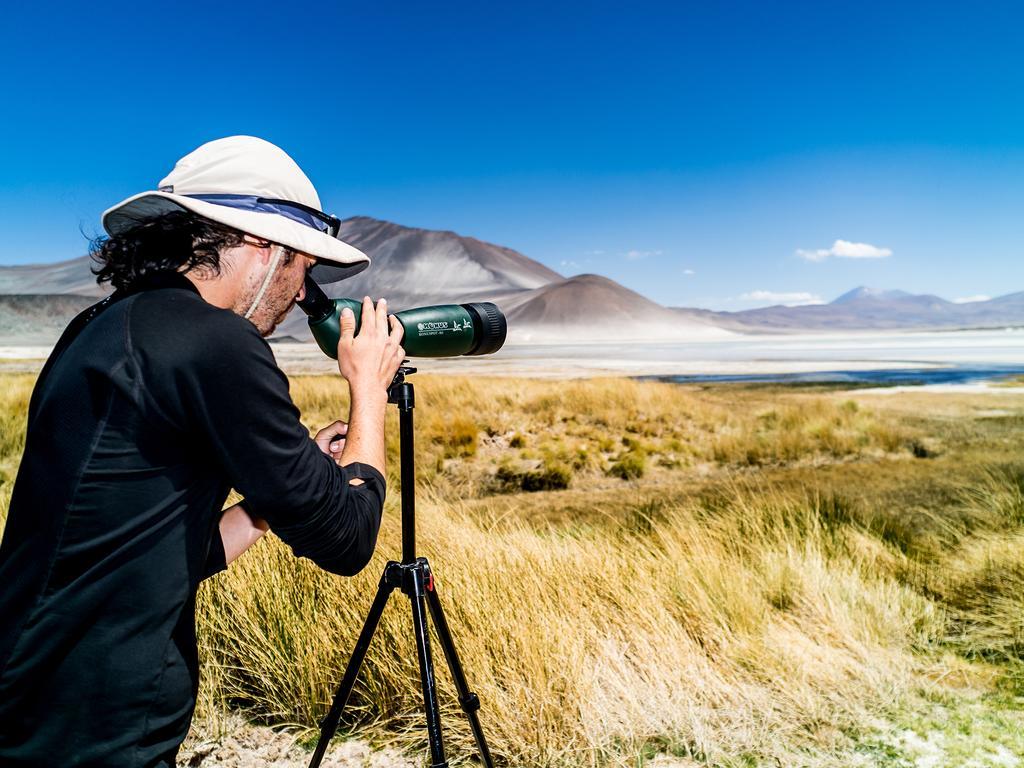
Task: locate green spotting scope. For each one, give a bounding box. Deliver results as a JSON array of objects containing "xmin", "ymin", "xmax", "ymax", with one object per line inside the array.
[{"xmin": 296, "ymin": 275, "xmax": 507, "ymax": 359}]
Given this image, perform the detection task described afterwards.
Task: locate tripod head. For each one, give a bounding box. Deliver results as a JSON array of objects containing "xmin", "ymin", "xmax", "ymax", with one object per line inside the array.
[{"xmin": 388, "ymin": 364, "xmax": 417, "ymax": 410}]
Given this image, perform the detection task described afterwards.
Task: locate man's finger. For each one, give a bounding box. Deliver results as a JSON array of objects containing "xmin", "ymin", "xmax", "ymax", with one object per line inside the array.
[
  {"xmin": 314, "ymin": 420, "xmax": 347, "ymax": 440},
  {"xmin": 375, "ymin": 297, "xmax": 388, "ymax": 333},
  {"xmin": 338, "ymin": 307, "xmax": 356, "ymax": 343},
  {"xmin": 385, "ymin": 345, "xmax": 406, "ymax": 379},
  {"xmin": 359, "ymin": 296, "xmax": 375, "ymax": 336},
  {"xmin": 389, "ymin": 314, "xmax": 405, "ymax": 343}
]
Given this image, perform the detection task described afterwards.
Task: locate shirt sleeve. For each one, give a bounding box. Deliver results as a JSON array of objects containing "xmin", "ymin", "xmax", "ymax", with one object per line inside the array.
[
  {"xmin": 201, "ymin": 516, "xmax": 228, "ymax": 580},
  {"xmin": 129, "ymin": 298, "xmax": 385, "ymax": 577}
]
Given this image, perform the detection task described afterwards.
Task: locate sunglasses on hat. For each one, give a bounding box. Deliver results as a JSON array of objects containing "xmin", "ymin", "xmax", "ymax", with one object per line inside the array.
[{"xmin": 256, "ymin": 198, "xmax": 342, "ymax": 239}]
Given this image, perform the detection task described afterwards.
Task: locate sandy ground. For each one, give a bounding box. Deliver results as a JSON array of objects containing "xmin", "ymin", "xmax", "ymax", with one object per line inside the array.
[
  {"xmin": 180, "ymin": 716, "xmax": 416, "ymax": 768},
  {"xmin": 179, "ymin": 717, "xmax": 700, "ymax": 767}
]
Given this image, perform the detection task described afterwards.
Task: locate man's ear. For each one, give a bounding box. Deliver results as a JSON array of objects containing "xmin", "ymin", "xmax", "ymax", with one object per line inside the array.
[{"xmin": 240, "ymin": 237, "xmax": 274, "ymax": 266}]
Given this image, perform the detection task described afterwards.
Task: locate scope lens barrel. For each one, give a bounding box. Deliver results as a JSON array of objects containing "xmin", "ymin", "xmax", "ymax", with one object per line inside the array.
[{"xmin": 297, "ymin": 289, "xmax": 507, "ymax": 359}]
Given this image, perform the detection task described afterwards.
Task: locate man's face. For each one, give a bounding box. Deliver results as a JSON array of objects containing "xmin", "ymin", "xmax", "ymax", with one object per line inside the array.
[{"xmin": 238, "ymin": 243, "xmax": 316, "ymax": 337}]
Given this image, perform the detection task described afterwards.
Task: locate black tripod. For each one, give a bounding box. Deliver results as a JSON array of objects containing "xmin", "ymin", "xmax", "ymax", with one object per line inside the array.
[{"xmin": 308, "ymin": 366, "xmax": 495, "ymax": 768}]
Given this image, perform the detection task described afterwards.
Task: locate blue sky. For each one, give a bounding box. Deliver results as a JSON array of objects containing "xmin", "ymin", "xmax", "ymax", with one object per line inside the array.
[{"xmin": 1, "ymin": 1, "xmax": 1023, "ymax": 309}]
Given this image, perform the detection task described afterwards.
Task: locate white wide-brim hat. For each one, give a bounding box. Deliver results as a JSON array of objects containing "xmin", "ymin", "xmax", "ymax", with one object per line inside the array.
[{"xmin": 102, "ymin": 135, "xmax": 369, "ymax": 282}]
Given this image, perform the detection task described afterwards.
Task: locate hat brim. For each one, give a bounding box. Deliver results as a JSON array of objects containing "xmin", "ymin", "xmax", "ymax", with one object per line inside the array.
[{"xmin": 101, "ymin": 191, "xmax": 370, "ymax": 281}]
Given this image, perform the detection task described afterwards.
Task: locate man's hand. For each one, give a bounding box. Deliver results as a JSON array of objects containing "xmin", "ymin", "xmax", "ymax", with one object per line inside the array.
[
  {"xmin": 334, "ymin": 297, "xmax": 404, "ymax": 480},
  {"xmin": 220, "ymin": 503, "xmax": 270, "ymax": 565},
  {"xmin": 314, "ymin": 420, "xmax": 348, "ymax": 465},
  {"xmin": 337, "ymin": 297, "xmax": 405, "ymax": 395}
]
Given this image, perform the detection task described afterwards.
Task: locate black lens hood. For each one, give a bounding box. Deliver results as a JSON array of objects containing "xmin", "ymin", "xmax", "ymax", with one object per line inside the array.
[{"xmin": 463, "ymin": 302, "xmax": 507, "ymax": 356}]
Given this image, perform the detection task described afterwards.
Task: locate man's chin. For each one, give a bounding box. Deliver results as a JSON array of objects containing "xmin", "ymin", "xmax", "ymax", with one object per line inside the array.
[
  {"xmin": 262, "ymin": 306, "xmax": 293, "ymax": 337},
  {"xmin": 254, "ymin": 317, "xmax": 277, "ymax": 338}
]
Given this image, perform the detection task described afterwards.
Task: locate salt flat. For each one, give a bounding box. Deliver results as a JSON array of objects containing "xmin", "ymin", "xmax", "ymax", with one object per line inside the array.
[
  {"xmin": 3, "ymin": 328, "xmax": 1023, "ymax": 380},
  {"xmin": 272, "ymin": 327, "xmax": 1024, "ymax": 378}
]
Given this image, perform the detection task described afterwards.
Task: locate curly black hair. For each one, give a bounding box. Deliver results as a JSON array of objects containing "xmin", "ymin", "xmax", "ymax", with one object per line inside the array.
[{"xmin": 90, "ymin": 210, "xmax": 251, "ymax": 291}]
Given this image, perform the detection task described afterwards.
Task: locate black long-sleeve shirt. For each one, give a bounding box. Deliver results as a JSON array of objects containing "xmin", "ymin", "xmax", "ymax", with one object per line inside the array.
[{"xmin": 0, "ymin": 273, "xmax": 385, "ymax": 767}]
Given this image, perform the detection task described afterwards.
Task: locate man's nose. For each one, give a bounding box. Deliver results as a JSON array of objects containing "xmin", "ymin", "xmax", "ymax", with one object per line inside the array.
[{"xmin": 299, "ymin": 258, "xmax": 318, "ymax": 302}]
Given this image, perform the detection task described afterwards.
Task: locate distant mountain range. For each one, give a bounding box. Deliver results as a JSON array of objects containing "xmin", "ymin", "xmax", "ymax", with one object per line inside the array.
[
  {"xmin": 0, "ymin": 257, "xmax": 107, "ymax": 298},
  {"xmin": 686, "ymin": 286, "xmax": 1024, "ymax": 332},
  {"xmin": 0, "ymin": 217, "xmax": 1021, "ymax": 345},
  {"xmin": 0, "ymin": 294, "xmax": 95, "ymax": 345}
]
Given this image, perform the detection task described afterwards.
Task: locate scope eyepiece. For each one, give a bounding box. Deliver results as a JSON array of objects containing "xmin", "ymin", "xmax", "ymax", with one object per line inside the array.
[
  {"xmin": 297, "ymin": 275, "xmax": 336, "ymax": 323},
  {"xmin": 296, "ymin": 277, "xmax": 507, "ymax": 359}
]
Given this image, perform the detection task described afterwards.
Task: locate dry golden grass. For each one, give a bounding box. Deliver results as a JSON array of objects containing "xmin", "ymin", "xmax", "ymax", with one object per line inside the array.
[
  {"xmin": 197, "ymin": 484, "xmax": 944, "ymax": 766},
  {"xmin": 3, "ymin": 373, "xmax": 1024, "ymax": 765},
  {"xmin": 193, "ymin": 376, "xmax": 1024, "ymax": 765},
  {"xmin": 0, "ymin": 373, "xmax": 33, "ymax": 492},
  {"xmin": 289, "ymin": 376, "xmax": 924, "ymax": 502}
]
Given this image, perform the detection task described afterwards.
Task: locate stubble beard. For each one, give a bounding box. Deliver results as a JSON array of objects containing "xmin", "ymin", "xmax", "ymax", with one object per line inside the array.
[
  {"xmin": 232, "ymin": 248, "xmax": 302, "ymax": 337},
  {"xmin": 247, "ymin": 279, "xmax": 298, "ymax": 338}
]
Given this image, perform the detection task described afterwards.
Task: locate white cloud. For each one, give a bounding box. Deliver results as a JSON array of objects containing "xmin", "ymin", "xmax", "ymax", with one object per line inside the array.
[
  {"xmin": 953, "ymin": 294, "xmax": 991, "ymax": 304},
  {"xmin": 797, "ymin": 239, "xmax": 892, "ymax": 262},
  {"xmin": 797, "ymin": 249, "xmax": 830, "ymax": 262},
  {"xmin": 683, "ymin": 268, "xmax": 695, "ymax": 275},
  {"xmin": 624, "ymin": 249, "xmax": 663, "ymax": 261},
  {"xmin": 560, "ymin": 259, "xmax": 582, "ymax": 269},
  {"xmin": 739, "ymin": 290, "xmax": 824, "ymax": 306}
]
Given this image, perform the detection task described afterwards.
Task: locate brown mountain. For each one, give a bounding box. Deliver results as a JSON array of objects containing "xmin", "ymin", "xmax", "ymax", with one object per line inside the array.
[
  {"xmin": 0, "ymin": 256, "xmax": 107, "ymax": 297},
  {"xmin": 0, "ymin": 294, "xmax": 95, "ymax": 344},
  {"xmin": 321, "ymin": 216, "xmax": 563, "ymax": 303},
  {"xmin": 499, "ymin": 274, "xmax": 728, "ymax": 340},
  {"xmin": 271, "ymin": 216, "xmax": 568, "ymax": 339},
  {"xmin": 0, "ymin": 216, "xmax": 561, "ymax": 306}
]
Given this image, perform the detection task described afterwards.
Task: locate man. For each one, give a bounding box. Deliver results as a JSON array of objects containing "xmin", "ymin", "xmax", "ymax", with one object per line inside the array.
[{"xmin": 0, "ymin": 136, "xmax": 404, "ymax": 766}]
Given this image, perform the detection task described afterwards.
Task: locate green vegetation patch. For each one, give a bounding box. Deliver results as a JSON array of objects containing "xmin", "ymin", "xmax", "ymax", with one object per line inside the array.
[
  {"xmin": 858, "ymin": 684, "xmax": 1024, "ymax": 767},
  {"xmin": 494, "ymin": 460, "xmax": 573, "ymax": 492},
  {"xmin": 607, "ymin": 448, "xmax": 647, "ymax": 479}
]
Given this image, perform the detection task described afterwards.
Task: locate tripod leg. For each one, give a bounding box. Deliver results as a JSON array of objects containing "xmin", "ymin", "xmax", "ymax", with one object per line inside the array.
[
  {"xmin": 424, "ymin": 575, "xmax": 496, "ymax": 768},
  {"xmin": 308, "ymin": 564, "xmax": 400, "ymax": 768},
  {"xmin": 408, "ymin": 566, "xmax": 450, "ymax": 768}
]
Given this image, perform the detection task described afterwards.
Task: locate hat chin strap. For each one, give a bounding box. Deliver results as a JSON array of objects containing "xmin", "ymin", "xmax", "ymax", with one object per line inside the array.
[{"xmin": 244, "ymin": 245, "xmax": 286, "ymax": 320}]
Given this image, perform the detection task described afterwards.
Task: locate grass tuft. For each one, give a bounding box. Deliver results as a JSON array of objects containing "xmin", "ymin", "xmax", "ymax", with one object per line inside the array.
[{"xmin": 608, "ymin": 449, "xmax": 647, "ymax": 480}]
